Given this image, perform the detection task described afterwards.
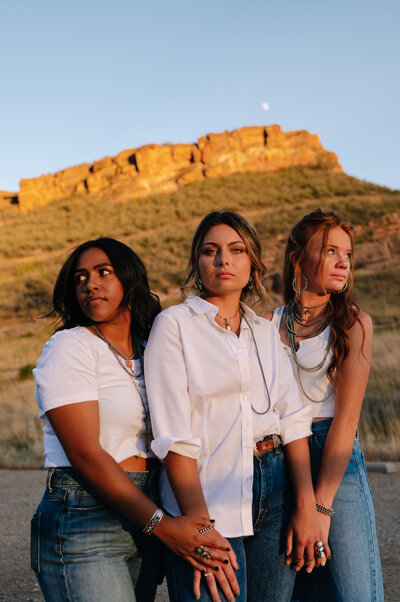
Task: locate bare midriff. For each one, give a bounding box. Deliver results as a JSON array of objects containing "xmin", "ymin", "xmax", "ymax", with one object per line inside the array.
[
  {"xmin": 312, "ymin": 416, "xmax": 333, "ymax": 422},
  {"xmin": 119, "ymin": 455, "xmax": 147, "ymax": 471}
]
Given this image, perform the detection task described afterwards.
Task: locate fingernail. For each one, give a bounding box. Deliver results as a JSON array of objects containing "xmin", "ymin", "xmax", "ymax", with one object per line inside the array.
[
  {"xmin": 226, "ymin": 547, "xmax": 231, "ymax": 551},
  {"xmin": 234, "ymin": 592, "xmax": 240, "ymax": 598},
  {"xmin": 210, "ymin": 519, "xmax": 215, "ymax": 523},
  {"xmin": 214, "ymin": 566, "xmax": 219, "ymax": 571},
  {"xmin": 223, "ymin": 559, "xmax": 229, "ymax": 564}
]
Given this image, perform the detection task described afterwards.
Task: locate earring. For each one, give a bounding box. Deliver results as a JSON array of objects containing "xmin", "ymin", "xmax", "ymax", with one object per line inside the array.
[
  {"xmin": 332, "ymin": 281, "xmax": 348, "ymax": 294},
  {"xmin": 247, "ymin": 274, "xmax": 254, "ymax": 290},
  {"xmin": 292, "ymin": 274, "xmax": 308, "ymax": 294},
  {"xmin": 196, "ymin": 277, "xmax": 203, "ymax": 291}
]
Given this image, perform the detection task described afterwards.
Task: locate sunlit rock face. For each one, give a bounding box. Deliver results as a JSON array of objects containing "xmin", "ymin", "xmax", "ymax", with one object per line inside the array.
[{"xmin": 16, "ymin": 125, "xmax": 342, "ymax": 211}]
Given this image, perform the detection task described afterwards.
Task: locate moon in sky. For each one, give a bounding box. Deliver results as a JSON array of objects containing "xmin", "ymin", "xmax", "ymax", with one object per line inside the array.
[{"xmin": 261, "ymin": 102, "xmax": 270, "ymax": 111}]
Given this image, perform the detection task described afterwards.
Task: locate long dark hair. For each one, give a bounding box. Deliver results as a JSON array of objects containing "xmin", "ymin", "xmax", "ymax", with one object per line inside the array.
[
  {"xmin": 52, "ymin": 237, "xmax": 160, "ymax": 341},
  {"xmin": 283, "ymin": 208, "xmax": 361, "ymax": 382},
  {"xmin": 182, "ymin": 210, "xmax": 267, "ymax": 305}
]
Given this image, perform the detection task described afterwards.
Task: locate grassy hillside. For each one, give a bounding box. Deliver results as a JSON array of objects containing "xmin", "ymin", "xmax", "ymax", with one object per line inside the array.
[{"xmin": 0, "ymin": 165, "xmax": 399, "ymax": 466}]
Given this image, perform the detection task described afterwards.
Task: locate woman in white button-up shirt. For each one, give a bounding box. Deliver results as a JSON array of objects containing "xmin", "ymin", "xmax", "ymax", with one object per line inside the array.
[{"xmin": 145, "ymin": 211, "xmax": 320, "ymax": 602}]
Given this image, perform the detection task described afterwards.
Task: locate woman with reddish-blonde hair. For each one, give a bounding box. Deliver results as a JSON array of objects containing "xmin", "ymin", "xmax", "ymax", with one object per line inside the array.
[{"xmin": 264, "ymin": 209, "xmax": 384, "ymax": 601}]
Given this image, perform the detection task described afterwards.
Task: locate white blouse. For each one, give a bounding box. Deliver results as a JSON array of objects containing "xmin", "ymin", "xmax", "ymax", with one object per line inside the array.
[
  {"xmin": 144, "ymin": 294, "xmax": 312, "ymax": 537},
  {"xmin": 271, "ymin": 306, "xmax": 335, "ymax": 418}
]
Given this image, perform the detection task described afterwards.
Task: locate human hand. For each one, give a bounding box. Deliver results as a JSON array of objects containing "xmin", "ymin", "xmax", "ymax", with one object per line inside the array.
[
  {"xmin": 285, "ymin": 504, "xmax": 321, "ymax": 573},
  {"xmin": 193, "ymin": 560, "xmax": 240, "ymax": 602},
  {"xmin": 154, "ymin": 515, "xmax": 239, "ymax": 574},
  {"xmin": 313, "ymin": 512, "xmax": 331, "ymax": 566}
]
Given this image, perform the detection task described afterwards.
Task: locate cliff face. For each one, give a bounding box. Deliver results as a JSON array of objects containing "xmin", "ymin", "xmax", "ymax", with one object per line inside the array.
[{"xmin": 16, "ymin": 125, "xmax": 341, "ymax": 211}]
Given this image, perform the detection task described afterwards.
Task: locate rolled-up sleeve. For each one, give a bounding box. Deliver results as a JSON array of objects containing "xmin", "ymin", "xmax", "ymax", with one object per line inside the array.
[
  {"xmin": 272, "ymin": 329, "xmax": 312, "ymax": 445},
  {"xmin": 144, "ymin": 312, "xmax": 202, "ymax": 460}
]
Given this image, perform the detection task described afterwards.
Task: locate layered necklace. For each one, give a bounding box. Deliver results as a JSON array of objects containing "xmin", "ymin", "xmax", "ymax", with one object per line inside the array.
[
  {"xmin": 285, "ymin": 298, "xmax": 333, "ymax": 403},
  {"xmin": 91, "ymin": 323, "xmax": 151, "ymax": 450}
]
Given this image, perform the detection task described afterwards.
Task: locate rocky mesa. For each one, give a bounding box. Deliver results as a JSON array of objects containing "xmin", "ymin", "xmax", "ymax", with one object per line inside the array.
[{"xmin": 14, "ymin": 125, "xmax": 341, "ymax": 211}]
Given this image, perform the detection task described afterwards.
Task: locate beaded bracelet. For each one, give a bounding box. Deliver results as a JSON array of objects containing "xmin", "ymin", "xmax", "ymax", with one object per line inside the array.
[
  {"xmin": 316, "ymin": 503, "xmax": 335, "ymax": 516},
  {"xmin": 143, "ymin": 508, "xmax": 164, "ymax": 535}
]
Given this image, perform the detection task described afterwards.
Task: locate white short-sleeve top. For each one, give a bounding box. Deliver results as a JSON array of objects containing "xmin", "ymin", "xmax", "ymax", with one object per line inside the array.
[
  {"xmin": 144, "ymin": 294, "xmax": 312, "ymax": 537},
  {"xmin": 271, "ymin": 306, "xmax": 335, "ymax": 418},
  {"xmin": 34, "ymin": 326, "xmax": 153, "ymax": 467}
]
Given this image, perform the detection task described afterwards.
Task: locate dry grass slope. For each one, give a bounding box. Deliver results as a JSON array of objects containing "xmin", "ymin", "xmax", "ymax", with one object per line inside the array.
[{"xmin": 0, "ymin": 166, "xmax": 399, "ymax": 466}]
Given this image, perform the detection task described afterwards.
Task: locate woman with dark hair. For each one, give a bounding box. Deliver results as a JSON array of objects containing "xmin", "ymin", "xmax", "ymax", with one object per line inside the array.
[
  {"xmin": 145, "ymin": 212, "xmax": 320, "ymax": 602},
  {"xmin": 31, "ymin": 237, "xmax": 234, "ymax": 602},
  {"xmin": 264, "ymin": 209, "xmax": 384, "ymax": 601}
]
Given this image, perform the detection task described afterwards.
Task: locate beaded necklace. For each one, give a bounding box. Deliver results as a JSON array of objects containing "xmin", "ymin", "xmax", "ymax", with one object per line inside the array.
[{"xmin": 91, "ymin": 323, "xmax": 151, "ymax": 450}]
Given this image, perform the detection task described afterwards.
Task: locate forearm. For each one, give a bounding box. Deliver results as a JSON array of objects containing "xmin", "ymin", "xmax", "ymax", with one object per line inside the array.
[
  {"xmin": 284, "ymin": 438, "xmax": 315, "ymax": 508},
  {"xmin": 164, "ymin": 451, "xmax": 210, "ymax": 517},
  {"xmin": 314, "ymin": 418, "xmax": 358, "ymax": 507}
]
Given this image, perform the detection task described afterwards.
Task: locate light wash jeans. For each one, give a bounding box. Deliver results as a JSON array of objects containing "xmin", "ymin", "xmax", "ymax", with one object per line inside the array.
[
  {"xmin": 164, "ymin": 446, "xmax": 296, "ymax": 602},
  {"xmin": 31, "ymin": 468, "xmax": 162, "ymax": 601},
  {"xmin": 293, "ymin": 419, "xmax": 384, "ymax": 602}
]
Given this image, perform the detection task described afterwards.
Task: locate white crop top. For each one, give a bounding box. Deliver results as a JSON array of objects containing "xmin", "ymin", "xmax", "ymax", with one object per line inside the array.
[
  {"xmin": 271, "ymin": 306, "xmax": 335, "ymax": 419},
  {"xmin": 34, "ymin": 326, "xmax": 154, "ymax": 467}
]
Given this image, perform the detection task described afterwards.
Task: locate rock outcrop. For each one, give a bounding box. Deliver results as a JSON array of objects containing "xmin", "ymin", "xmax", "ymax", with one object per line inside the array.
[{"xmin": 16, "ymin": 125, "xmax": 341, "ymax": 211}]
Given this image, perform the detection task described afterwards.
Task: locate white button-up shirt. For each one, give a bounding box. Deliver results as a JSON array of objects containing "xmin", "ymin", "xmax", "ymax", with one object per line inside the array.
[{"xmin": 145, "ymin": 294, "xmax": 312, "ymax": 537}]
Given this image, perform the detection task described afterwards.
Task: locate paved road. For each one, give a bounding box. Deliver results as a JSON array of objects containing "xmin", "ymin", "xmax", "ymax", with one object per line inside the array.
[{"xmin": 0, "ymin": 468, "xmax": 399, "ymax": 601}]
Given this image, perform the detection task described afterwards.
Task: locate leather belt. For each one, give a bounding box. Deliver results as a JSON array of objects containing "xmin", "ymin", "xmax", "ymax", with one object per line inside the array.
[{"xmin": 254, "ymin": 434, "xmax": 282, "ymax": 457}]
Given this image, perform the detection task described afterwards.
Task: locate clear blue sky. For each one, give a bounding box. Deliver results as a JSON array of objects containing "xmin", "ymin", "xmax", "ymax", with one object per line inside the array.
[{"xmin": 1, "ymin": 0, "xmax": 399, "ymax": 192}]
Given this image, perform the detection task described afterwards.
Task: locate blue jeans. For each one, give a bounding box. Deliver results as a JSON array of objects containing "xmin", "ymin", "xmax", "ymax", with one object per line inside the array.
[
  {"xmin": 293, "ymin": 419, "xmax": 384, "ymax": 602},
  {"xmin": 31, "ymin": 468, "xmax": 163, "ymax": 601},
  {"xmin": 164, "ymin": 446, "xmax": 296, "ymax": 601}
]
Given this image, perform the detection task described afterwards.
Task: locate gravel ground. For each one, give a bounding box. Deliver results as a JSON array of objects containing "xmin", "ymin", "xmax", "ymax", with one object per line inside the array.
[{"xmin": 0, "ymin": 467, "xmax": 398, "ymax": 601}]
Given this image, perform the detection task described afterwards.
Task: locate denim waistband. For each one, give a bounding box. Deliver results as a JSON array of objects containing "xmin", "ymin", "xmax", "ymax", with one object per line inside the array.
[
  {"xmin": 311, "ymin": 418, "xmax": 333, "ymax": 433},
  {"xmin": 46, "ymin": 467, "xmax": 153, "ymax": 492}
]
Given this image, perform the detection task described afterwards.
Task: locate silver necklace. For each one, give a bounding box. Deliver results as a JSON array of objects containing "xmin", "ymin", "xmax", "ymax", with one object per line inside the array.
[
  {"xmin": 91, "ymin": 323, "xmax": 151, "ymax": 450},
  {"xmin": 242, "ymin": 313, "xmax": 271, "ymax": 414},
  {"xmin": 285, "ymin": 301, "xmax": 333, "ymax": 404},
  {"xmin": 216, "ymin": 306, "xmax": 240, "ymax": 331}
]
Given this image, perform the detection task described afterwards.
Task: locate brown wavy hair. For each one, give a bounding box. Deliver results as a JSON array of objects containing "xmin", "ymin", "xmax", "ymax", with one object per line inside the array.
[
  {"xmin": 182, "ymin": 210, "xmax": 267, "ymax": 306},
  {"xmin": 283, "ymin": 208, "xmax": 361, "ymax": 382}
]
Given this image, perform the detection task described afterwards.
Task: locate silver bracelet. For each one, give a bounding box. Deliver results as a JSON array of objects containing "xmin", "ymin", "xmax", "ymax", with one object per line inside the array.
[
  {"xmin": 143, "ymin": 508, "xmax": 164, "ymax": 535},
  {"xmin": 316, "ymin": 502, "xmax": 335, "ymax": 516}
]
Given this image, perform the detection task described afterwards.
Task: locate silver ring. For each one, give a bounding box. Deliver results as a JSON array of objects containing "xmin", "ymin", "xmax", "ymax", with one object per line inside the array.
[
  {"xmin": 198, "ymin": 524, "xmax": 215, "ymax": 534},
  {"xmin": 204, "ymin": 572, "xmax": 213, "ymax": 577}
]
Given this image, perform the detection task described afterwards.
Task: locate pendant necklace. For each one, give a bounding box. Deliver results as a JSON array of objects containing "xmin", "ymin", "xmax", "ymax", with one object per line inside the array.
[
  {"xmin": 297, "ymin": 298, "xmax": 329, "ymax": 318},
  {"xmin": 216, "ymin": 306, "xmax": 240, "ymax": 331},
  {"xmin": 90, "ymin": 323, "xmax": 151, "ymax": 450}
]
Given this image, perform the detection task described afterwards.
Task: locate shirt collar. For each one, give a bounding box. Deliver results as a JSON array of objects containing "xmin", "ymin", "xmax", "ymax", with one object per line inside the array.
[{"xmin": 183, "ymin": 293, "xmax": 258, "ymax": 327}]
